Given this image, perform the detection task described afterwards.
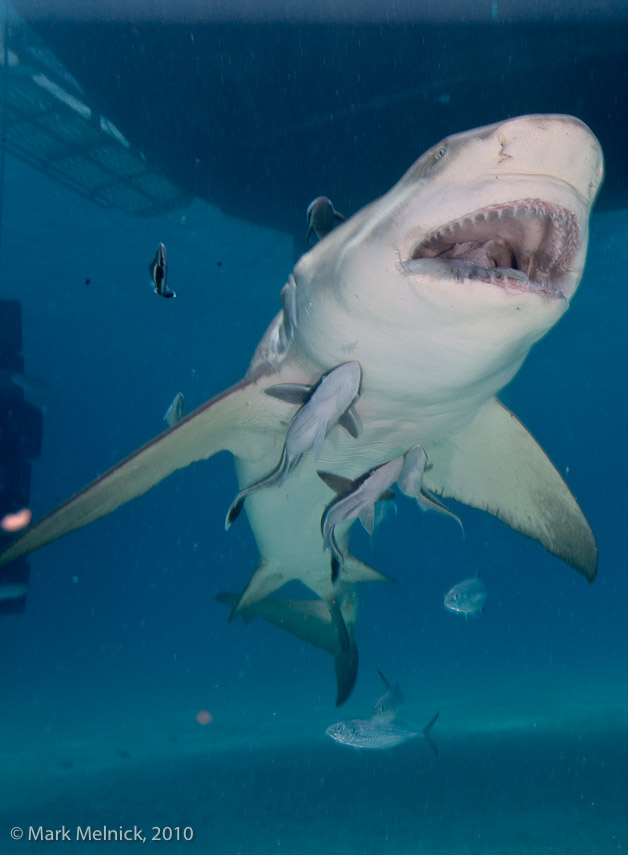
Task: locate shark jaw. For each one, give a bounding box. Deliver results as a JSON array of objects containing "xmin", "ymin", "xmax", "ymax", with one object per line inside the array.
[
  {"xmin": 404, "ymin": 198, "xmax": 579, "ymax": 301},
  {"xmin": 293, "ymin": 114, "xmax": 603, "ymax": 423}
]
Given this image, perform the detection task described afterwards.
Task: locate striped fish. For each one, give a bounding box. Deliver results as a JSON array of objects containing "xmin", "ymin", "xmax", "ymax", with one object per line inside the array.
[{"xmin": 149, "ymin": 242, "xmax": 175, "ymax": 298}]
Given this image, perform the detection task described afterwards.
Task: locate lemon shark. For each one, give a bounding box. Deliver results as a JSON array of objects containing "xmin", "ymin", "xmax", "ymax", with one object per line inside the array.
[{"xmin": 0, "ymin": 115, "xmax": 602, "ymax": 703}]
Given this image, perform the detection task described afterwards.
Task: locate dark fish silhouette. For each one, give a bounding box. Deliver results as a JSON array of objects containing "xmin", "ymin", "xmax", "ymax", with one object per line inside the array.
[
  {"xmin": 306, "ymin": 196, "xmax": 345, "ymax": 244},
  {"xmin": 149, "ymin": 242, "xmax": 175, "ymax": 298}
]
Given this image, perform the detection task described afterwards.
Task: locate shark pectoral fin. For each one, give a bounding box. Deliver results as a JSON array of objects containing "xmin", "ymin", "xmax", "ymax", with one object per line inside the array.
[
  {"xmin": 424, "ymin": 396, "xmax": 598, "ymax": 581},
  {"xmin": 0, "ymin": 375, "xmax": 283, "ymax": 568},
  {"xmin": 230, "ymin": 561, "xmax": 285, "ymax": 619},
  {"xmin": 338, "ymin": 409, "xmax": 359, "ymax": 439},
  {"xmin": 342, "ymin": 554, "xmax": 396, "ymax": 584},
  {"xmin": 329, "ymin": 599, "xmax": 358, "ymax": 707}
]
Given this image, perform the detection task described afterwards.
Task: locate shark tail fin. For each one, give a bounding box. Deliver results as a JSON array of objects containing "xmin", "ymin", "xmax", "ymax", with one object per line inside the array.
[
  {"xmin": 328, "ymin": 598, "xmax": 358, "ymax": 707},
  {"xmin": 422, "ymin": 711, "xmax": 439, "ymax": 758},
  {"xmin": 217, "ymin": 588, "xmax": 359, "ymax": 705}
]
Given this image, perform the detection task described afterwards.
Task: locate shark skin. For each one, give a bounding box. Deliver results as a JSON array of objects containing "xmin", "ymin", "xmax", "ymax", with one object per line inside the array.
[{"xmin": 0, "ymin": 115, "xmax": 603, "ymax": 704}]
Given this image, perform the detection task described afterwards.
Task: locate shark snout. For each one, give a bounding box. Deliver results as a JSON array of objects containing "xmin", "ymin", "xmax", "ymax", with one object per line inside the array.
[{"xmin": 489, "ymin": 114, "xmax": 604, "ymax": 205}]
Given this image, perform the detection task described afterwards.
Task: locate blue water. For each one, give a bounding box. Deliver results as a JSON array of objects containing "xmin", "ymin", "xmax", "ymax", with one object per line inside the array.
[{"xmin": 1, "ymin": 23, "xmax": 627, "ymax": 855}]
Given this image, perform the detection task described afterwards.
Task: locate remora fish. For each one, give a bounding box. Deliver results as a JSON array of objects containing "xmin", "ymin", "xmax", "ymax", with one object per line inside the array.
[
  {"xmin": 318, "ymin": 457, "xmax": 402, "ymax": 582},
  {"xmin": 444, "ymin": 575, "xmax": 487, "ymax": 619},
  {"xmin": 319, "ymin": 444, "xmax": 460, "ymax": 582},
  {"xmin": 164, "ymin": 392, "xmax": 185, "ymax": 428},
  {"xmin": 149, "ymin": 242, "xmax": 175, "ymax": 298},
  {"xmin": 0, "ymin": 116, "xmax": 602, "ymax": 706},
  {"xmin": 326, "ymin": 711, "xmax": 439, "ymax": 753},
  {"xmin": 306, "ymin": 196, "xmax": 346, "ymax": 244},
  {"xmin": 225, "ymin": 361, "xmax": 361, "ymax": 530}
]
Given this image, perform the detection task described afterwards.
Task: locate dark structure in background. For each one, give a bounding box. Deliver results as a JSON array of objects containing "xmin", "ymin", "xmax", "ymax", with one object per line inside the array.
[
  {"xmin": 9, "ymin": 11, "xmax": 628, "ymax": 235},
  {"xmin": 0, "ymin": 301, "xmax": 43, "ymax": 615}
]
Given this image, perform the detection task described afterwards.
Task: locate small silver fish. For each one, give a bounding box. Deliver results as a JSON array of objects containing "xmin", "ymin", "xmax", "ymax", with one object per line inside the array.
[
  {"xmin": 306, "ymin": 196, "xmax": 346, "ymax": 244},
  {"xmin": 444, "ymin": 575, "xmax": 487, "ymax": 619},
  {"xmin": 326, "ymin": 711, "xmax": 439, "ymax": 753},
  {"xmin": 164, "ymin": 392, "xmax": 185, "ymax": 428},
  {"xmin": 318, "ymin": 457, "xmax": 402, "ymax": 582},
  {"xmin": 225, "ymin": 361, "xmax": 362, "ymax": 529},
  {"xmin": 149, "ymin": 242, "xmax": 175, "ymax": 298}
]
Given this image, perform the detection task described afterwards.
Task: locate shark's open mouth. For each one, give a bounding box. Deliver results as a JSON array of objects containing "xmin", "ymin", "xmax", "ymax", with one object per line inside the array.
[{"xmin": 408, "ymin": 199, "xmax": 579, "ymax": 299}]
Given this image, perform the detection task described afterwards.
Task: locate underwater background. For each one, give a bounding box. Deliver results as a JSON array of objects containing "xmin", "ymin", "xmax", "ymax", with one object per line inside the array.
[{"xmin": 0, "ymin": 2, "xmax": 627, "ymax": 852}]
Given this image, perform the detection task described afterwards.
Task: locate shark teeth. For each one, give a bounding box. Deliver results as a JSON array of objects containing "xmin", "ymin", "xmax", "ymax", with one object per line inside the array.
[
  {"xmin": 409, "ymin": 199, "xmax": 579, "ymax": 298},
  {"xmin": 448, "ymin": 260, "xmax": 561, "ymax": 298}
]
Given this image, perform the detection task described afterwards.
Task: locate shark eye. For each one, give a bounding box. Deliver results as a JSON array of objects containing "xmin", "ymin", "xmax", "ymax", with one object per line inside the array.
[{"xmin": 433, "ymin": 145, "xmax": 446, "ymax": 162}]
